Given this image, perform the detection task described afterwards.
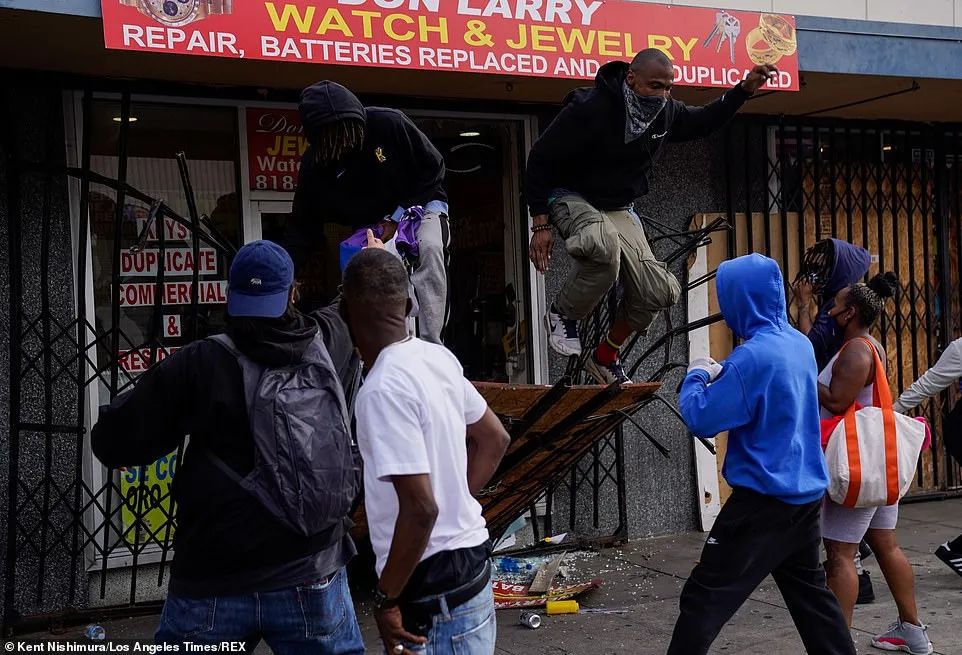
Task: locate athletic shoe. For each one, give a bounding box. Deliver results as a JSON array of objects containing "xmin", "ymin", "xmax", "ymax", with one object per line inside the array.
[
  {"xmin": 585, "ymin": 354, "xmax": 632, "ymax": 385},
  {"xmin": 544, "ymin": 305, "xmax": 581, "ymax": 356},
  {"xmin": 857, "ymin": 569, "xmax": 875, "ymax": 605},
  {"xmin": 872, "ymin": 620, "xmax": 933, "ymax": 655},
  {"xmin": 935, "ymin": 542, "xmax": 962, "ymax": 579}
]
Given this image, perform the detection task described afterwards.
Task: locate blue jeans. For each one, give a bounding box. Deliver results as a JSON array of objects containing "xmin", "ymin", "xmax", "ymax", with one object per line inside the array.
[
  {"xmin": 156, "ymin": 568, "xmax": 364, "ymax": 655},
  {"xmin": 396, "ymin": 574, "xmax": 497, "ymax": 655}
]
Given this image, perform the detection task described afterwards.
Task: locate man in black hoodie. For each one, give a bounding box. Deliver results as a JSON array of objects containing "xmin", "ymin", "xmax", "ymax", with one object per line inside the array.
[
  {"xmin": 528, "ymin": 48, "xmax": 776, "ymax": 384},
  {"xmin": 92, "ymin": 240, "xmax": 364, "ymax": 654},
  {"xmin": 292, "ymin": 81, "xmax": 450, "ymax": 344}
]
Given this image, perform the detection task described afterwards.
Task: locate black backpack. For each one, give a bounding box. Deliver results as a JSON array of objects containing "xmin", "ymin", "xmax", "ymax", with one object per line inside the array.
[{"xmin": 207, "ymin": 333, "xmax": 360, "ymax": 537}]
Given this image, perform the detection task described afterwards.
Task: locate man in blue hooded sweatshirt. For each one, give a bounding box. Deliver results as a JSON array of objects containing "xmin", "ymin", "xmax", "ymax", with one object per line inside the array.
[{"xmin": 667, "ymin": 254, "xmax": 855, "ymax": 655}]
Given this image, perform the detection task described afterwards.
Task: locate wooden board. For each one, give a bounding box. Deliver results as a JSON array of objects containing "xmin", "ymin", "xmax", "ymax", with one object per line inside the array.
[
  {"xmin": 701, "ymin": 157, "xmax": 945, "ymax": 493},
  {"xmin": 351, "ymin": 381, "xmax": 660, "ymax": 539},
  {"xmin": 528, "ymin": 553, "xmax": 566, "ymax": 594}
]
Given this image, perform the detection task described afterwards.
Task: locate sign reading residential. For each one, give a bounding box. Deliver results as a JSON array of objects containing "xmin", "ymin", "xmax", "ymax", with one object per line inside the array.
[
  {"xmin": 101, "ymin": 1, "xmax": 800, "ymax": 90},
  {"xmin": 118, "ymin": 346, "xmax": 181, "ymax": 374}
]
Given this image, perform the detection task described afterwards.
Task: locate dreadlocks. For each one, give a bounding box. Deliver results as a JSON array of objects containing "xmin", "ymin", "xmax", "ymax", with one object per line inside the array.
[
  {"xmin": 846, "ymin": 272, "xmax": 898, "ymax": 327},
  {"xmin": 314, "ymin": 119, "xmax": 365, "ymax": 166},
  {"xmin": 795, "ymin": 238, "xmax": 835, "ymax": 295}
]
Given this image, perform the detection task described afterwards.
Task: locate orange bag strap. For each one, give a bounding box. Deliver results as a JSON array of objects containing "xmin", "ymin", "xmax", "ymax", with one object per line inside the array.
[
  {"xmin": 848, "ymin": 337, "xmax": 900, "ymax": 506},
  {"xmin": 842, "ymin": 408, "xmax": 862, "ymax": 507}
]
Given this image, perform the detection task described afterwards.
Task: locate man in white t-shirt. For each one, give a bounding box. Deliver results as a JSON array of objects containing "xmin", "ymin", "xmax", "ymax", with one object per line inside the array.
[{"xmin": 340, "ymin": 248, "xmax": 510, "ymax": 655}]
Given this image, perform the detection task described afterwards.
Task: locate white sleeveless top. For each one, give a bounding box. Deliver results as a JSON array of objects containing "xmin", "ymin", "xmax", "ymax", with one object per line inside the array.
[{"xmin": 818, "ymin": 339, "xmax": 883, "ymax": 420}]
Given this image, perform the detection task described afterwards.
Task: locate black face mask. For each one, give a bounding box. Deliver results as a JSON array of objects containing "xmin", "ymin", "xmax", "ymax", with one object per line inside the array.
[
  {"xmin": 623, "ymin": 81, "xmax": 667, "ymax": 144},
  {"xmin": 832, "ymin": 305, "xmax": 855, "ymax": 329}
]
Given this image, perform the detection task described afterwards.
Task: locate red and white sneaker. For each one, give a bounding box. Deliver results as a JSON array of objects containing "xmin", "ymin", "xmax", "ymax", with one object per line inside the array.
[{"xmin": 872, "ymin": 620, "xmax": 933, "ymax": 655}]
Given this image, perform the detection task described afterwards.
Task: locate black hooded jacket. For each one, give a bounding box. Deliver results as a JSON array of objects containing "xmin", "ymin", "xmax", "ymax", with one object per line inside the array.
[
  {"xmin": 91, "ymin": 304, "xmax": 360, "ymax": 598},
  {"xmin": 525, "ymin": 61, "xmax": 751, "ymax": 216},
  {"xmin": 293, "ymin": 82, "xmax": 446, "ymax": 233}
]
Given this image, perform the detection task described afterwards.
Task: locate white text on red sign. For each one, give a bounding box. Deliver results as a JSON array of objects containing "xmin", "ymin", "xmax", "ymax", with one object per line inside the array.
[{"xmin": 121, "ymin": 248, "xmax": 218, "ymax": 277}]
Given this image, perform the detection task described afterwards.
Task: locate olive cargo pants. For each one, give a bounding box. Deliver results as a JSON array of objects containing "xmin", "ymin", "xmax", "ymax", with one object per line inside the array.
[{"xmin": 549, "ymin": 194, "xmax": 681, "ymax": 334}]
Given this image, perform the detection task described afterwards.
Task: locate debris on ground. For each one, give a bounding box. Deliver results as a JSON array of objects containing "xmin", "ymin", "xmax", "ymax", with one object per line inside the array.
[{"xmin": 491, "ymin": 550, "xmax": 603, "ymax": 609}]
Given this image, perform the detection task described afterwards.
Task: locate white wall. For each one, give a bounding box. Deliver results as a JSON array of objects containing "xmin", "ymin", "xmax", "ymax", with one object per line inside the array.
[{"xmin": 631, "ymin": 1, "xmax": 962, "ymax": 28}]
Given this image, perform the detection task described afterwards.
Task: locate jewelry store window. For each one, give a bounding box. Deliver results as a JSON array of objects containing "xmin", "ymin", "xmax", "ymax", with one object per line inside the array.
[{"xmin": 83, "ymin": 98, "xmax": 241, "ymax": 566}]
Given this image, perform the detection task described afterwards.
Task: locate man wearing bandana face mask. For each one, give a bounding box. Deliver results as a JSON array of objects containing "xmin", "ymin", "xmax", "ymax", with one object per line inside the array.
[{"xmin": 527, "ymin": 49, "xmax": 776, "ymax": 384}]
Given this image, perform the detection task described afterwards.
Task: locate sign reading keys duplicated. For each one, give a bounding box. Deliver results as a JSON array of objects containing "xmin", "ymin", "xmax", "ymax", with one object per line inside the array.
[{"xmin": 101, "ymin": 1, "xmax": 799, "ymax": 90}]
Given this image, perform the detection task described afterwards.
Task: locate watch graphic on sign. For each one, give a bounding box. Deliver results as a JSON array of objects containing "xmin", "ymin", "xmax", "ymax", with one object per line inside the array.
[{"xmin": 120, "ymin": 0, "xmax": 233, "ymax": 27}]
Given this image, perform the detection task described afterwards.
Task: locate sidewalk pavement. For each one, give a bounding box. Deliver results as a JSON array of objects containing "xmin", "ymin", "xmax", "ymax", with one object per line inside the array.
[{"xmin": 23, "ymin": 499, "xmax": 962, "ymax": 654}]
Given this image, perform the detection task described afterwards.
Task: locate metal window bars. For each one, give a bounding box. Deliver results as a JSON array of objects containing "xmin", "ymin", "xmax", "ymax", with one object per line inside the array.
[{"xmin": 3, "ymin": 90, "xmax": 235, "ymax": 633}]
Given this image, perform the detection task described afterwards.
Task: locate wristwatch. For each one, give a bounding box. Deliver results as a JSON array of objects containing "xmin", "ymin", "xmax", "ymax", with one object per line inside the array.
[
  {"xmin": 373, "ymin": 586, "xmax": 399, "ymax": 610},
  {"xmin": 120, "ymin": 0, "xmax": 233, "ymax": 27}
]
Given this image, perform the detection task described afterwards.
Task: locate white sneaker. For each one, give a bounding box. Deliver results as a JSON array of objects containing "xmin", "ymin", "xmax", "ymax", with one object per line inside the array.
[{"xmin": 544, "ymin": 305, "xmax": 581, "ymax": 356}]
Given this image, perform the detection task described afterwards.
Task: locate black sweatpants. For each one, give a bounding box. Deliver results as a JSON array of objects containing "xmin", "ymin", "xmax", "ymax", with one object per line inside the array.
[{"xmin": 667, "ymin": 488, "xmax": 855, "ymax": 655}]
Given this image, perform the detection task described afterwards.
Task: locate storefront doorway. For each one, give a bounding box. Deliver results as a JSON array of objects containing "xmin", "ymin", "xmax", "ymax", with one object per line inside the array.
[{"xmin": 245, "ymin": 112, "xmax": 535, "ymax": 384}]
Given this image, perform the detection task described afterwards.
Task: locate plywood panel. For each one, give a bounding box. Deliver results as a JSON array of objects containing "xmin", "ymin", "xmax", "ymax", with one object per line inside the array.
[{"xmin": 709, "ymin": 154, "xmax": 943, "ymax": 492}]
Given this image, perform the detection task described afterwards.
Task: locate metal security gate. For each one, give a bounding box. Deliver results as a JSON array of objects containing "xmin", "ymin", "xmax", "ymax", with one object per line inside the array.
[
  {"xmin": 3, "ymin": 89, "xmax": 235, "ymax": 633},
  {"xmin": 722, "ymin": 115, "xmax": 962, "ymax": 494}
]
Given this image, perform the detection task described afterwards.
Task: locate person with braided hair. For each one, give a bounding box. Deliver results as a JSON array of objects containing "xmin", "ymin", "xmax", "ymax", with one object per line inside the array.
[
  {"xmin": 291, "ymin": 81, "xmax": 450, "ymax": 344},
  {"xmin": 793, "ymin": 238, "xmax": 872, "ymax": 371},
  {"xmin": 817, "ymin": 273, "xmax": 935, "ymax": 655}
]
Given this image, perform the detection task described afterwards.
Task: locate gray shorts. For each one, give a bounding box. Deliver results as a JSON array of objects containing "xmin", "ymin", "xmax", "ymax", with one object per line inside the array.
[{"xmin": 821, "ymin": 498, "xmax": 899, "ymax": 544}]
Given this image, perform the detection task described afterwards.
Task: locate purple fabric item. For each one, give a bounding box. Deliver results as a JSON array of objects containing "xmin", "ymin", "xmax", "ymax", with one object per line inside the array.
[{"xmin": 339, "ymin": 206, "xmax": 423, "ymax": 272}]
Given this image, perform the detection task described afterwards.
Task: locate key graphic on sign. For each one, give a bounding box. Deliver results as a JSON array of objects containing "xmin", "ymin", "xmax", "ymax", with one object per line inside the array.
[{"xmin": 703, "ymin": 11, "xmax": 741, "ymax": 64}]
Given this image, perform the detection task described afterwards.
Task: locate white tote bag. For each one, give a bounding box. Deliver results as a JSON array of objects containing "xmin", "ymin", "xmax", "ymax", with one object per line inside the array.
[{"xmin": 824, "ymin": 339, "xmax": 926, "ymax": 508}]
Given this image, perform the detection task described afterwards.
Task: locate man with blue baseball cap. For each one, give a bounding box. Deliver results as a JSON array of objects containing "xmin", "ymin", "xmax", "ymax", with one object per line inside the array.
[
  {"xmin": 92, "ymin": 240, "xmax": 364, "ymax": 654},
  {"xmin": 225, "ymin": 239, "xmax": 296, "ymax": 317}
]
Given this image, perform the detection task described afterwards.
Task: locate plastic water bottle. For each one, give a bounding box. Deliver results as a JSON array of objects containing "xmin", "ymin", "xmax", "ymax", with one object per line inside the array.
[
  {"xmin": 495, "ymin": 557, "xmax": 533, "ymax": 574},
  {"xmin": 84, "ymin": 625, "xmax": 106, "ymax": 641}
]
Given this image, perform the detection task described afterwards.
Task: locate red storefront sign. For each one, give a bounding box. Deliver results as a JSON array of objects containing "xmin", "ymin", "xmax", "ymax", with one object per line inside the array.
[
  {"xmin": 101, "ymin": 1, "xmax": 799, "ymax": 90},
  {"xmin": 247, "ymin": 109, "xmax": 306, "ymax": 192}
]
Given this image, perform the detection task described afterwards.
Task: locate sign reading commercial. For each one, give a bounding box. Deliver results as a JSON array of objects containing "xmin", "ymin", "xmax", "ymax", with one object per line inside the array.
[
  {"xmin": 118, "ymin": 280, "xmax": 229, "ymax": 307},
  {"xmin": 102, "ymin": 1, "xmax": 799, "ymax": 90}
]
